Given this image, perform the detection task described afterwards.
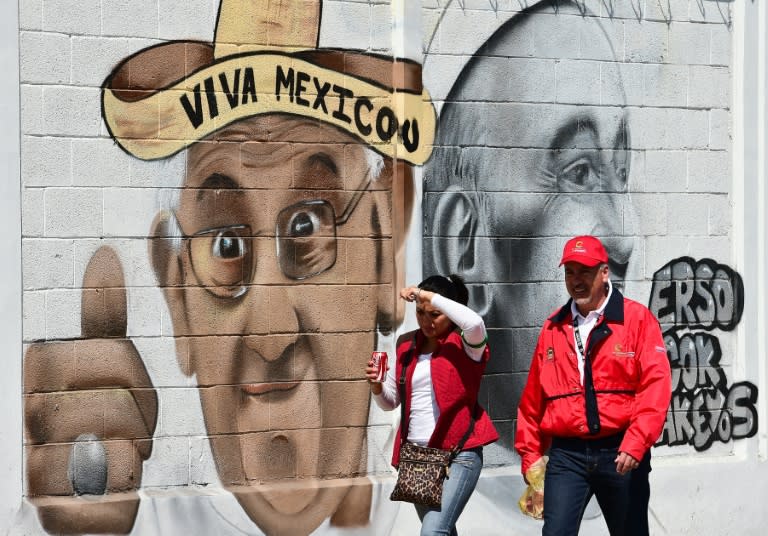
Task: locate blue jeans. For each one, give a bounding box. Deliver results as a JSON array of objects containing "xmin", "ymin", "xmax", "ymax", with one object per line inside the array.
[
  {"xmin": 543, "ymin": 436, "xmax": 651, "ymax": 536},
  {"xmin": 414, "ymin": 447, "xmax": 483, "ymax": 536}
]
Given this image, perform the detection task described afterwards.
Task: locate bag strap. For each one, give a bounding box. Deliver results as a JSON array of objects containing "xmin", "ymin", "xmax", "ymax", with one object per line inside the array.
[
  {"xmin": 397, "ymin": 333, "xmax": 479, "ymax": 462},
  {"xmin": 452, "ymin": 405, "xmax": 478, "ymax": 460},
  {"xmin": 397, "ymin": 334, "xmax": 417, "ymax": 444}
]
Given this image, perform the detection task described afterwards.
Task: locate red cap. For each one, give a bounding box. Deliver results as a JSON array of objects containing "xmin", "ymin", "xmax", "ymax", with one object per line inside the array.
[{"xmin": 559, "ymin": 235, "xmax": 609, "ymax": 267}]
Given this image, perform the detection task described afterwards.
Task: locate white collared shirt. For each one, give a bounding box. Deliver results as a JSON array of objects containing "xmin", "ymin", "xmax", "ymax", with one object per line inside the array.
[{"xmin": 570, "ymin": 279, "xmax": 613, "ymax": 385}]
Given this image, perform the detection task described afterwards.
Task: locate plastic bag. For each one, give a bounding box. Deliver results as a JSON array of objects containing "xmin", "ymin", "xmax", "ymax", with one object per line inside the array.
[{"xmin": 518, "ymin": 456, "xmax": 547, "ymax": 520}]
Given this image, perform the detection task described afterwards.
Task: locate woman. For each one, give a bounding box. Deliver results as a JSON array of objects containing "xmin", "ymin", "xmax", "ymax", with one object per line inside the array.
[{"xmin": 366, "ymin": 274, "xmax": 498, "ymax": 536}]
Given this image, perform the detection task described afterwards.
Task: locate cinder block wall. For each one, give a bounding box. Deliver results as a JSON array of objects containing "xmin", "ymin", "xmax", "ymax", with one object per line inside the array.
[{"xmin": 10, "ymin": 1, "xmax": 768, "ymax": 535}]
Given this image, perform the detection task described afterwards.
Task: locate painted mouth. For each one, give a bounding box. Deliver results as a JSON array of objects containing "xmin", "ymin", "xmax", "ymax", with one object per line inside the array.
[
  {"xmin": 239, "ymin": 339, "xmax": 307, "ymax": 396},
  {"xmin": 241, "ymin": 382, "xmax": 300, "ymax": 396}
]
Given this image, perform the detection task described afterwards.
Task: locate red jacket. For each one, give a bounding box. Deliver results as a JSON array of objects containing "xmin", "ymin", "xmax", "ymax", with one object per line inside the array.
[
  {"xmin": 515, "ymin": 289, "xmax": 671, "ymax": 475},
  {"xmin": 392, "ymin": 329, "xmax": 498, "ymax": 466}
]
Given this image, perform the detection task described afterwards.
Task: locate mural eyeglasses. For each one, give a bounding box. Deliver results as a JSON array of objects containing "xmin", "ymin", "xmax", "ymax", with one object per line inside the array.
[{"xmin": 176, "ymin": 172, "xmax": 374, "ymax": 299}]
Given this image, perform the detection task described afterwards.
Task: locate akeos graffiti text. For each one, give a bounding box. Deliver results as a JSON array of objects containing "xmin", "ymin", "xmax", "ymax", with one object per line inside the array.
[{"xmin": 649, "ymin": 257, "xmax": 757, "ymax": 451}]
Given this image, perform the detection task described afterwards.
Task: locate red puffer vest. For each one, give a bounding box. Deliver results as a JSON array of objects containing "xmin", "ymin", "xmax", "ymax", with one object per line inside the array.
[{"xmin": 391, "ymin": 329, "xmax": 499, "ymax": 466}]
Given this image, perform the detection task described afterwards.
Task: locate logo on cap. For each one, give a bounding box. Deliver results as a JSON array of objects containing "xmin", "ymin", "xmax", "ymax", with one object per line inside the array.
[{"xmin": 559, "ymin": 235, "xmax": 609, "ymax": 267}]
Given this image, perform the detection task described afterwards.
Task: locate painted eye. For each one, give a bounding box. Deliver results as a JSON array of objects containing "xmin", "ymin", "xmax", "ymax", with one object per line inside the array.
[
  {"xmin": 276, "ymin": 201, "xmax": 337, "ymax": 279},
  {"xmin": 286, "ymin": 210, "xmax": 320, "ymax": 237},
  {"xmin": 558, "ymin": 158, "xmax": 594, "ymax": 190},
  {"xmin": 212, "ymin": 230, "xmax": 246, "ymax": 259},
  {"xmin": 189, "ymin": 225, "xmax": 253, "ymax": 297},
  {"xmin": 615, "ymin": 162, "xmax": 628, "ymax": 189}
]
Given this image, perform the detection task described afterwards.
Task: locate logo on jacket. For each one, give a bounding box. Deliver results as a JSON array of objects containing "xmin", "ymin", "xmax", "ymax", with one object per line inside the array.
[
  {"xmin": 612, "ymin": 343, "xmax": 635, "ymax": 358},
  {"xmin": 546, "ymin": 347, "xmax": 554, "ymax": 360}
]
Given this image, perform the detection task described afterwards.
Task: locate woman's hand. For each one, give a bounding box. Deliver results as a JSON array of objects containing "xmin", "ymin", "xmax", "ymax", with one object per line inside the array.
[
  {"xmin": 399, "ymin": 286, "xmax": 435, "ymax": 304},
  {"xmin": 365, "ymin": 356, "xmax": 385, "ymax": 395}
]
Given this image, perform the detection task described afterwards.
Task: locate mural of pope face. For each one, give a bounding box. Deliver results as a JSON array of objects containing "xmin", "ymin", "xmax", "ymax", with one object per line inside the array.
[
  {"xmin": 423, "ymin": 0, "xmax": 636, "ymax": 447},
  {"xmin": 112, "ymin": 1, "xmax": 432, "ymax": 532},
  {"xmin": 149, "ymin": 114, "xmax": 398, "ymax": 534}
]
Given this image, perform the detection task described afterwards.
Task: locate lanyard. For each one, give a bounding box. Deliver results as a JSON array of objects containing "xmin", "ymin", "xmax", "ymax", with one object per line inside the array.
[{"xmin": 573, "ymin": 317, "xmax": 587, "ymax": 359}]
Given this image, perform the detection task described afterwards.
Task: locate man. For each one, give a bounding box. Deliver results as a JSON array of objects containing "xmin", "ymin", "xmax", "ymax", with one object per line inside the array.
[
  {"xmin": 515, "ymin": 235, "xmax": 672, "ymax": 536},
  {"xmin": 23, "ymin": 0, "xmax": 435, "ymax": 534},
  {"xmin": 422, "ymin": 0, "xmax": 637, "ymax": 436}
]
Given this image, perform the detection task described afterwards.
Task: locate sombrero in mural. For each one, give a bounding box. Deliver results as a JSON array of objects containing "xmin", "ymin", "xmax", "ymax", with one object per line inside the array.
[{"xmin": 101, "ymin": 0, "xmax": 435, "ymax": 165}]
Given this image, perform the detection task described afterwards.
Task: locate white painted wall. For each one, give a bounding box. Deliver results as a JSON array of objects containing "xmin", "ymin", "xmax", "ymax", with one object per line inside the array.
[{"xmin": 0, "ymin": 0, "xmax": 22, "ymax": 530}]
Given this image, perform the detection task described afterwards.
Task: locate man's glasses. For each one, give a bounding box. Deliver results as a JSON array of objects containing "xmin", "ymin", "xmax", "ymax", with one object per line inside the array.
[{"xmin": 177, "ymin": 173, "xmax": 373, "ymax": 299}]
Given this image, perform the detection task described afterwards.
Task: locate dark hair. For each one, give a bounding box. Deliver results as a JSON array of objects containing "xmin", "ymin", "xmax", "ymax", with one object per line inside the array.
[{"xmin": 418, "ymin": 274, "xmax": 469, "ymax": 305}]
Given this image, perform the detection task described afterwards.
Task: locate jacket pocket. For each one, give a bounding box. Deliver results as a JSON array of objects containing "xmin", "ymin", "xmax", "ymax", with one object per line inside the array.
[{"xmin": 540, "ymin": 351, "xmax": 581, "ymax": 399}]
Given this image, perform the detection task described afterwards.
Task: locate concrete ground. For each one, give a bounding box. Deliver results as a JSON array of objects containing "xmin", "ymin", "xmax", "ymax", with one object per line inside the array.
[{"xmin": 389, "ymin": 467, "xmax": 614, "ymax": 536}]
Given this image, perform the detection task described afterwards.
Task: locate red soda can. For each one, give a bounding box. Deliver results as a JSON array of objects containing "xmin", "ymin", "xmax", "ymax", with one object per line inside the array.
[{"xmin": 371, "ymin": 351, "xmax": 388, "ymax": 382}]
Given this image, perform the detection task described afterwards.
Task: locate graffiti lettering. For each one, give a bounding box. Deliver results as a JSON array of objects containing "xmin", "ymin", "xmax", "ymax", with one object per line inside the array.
[
  {"xmin": 666, "ymin": 332, "xmax": 726, "ymax": 392},
  {"xmin": 331, "ymin": 83, "xmax": 353, "ymax": 123},
  {"xmin": 312, "ymin": 76, "xmax": 331, "ymax": 113},
  {"xmin": 275, "ymin": 65, "xmax": 421, "ymax": 152},
  {"xmin": 180, "ymin": 67, "xmax": 259, "ymax": 128},
  {"xmin": 220, "ymin": 68, "xmax": 240, "ymax": 108},
  {"xmin": 118, "ymin": 55, "xmax": 435, "ymax": 164},
  {"xmin": 649, "ymin": 257, "xmax": 743, "ymax": 331},
  {"xmin": 659, "ymin": 382, "xmax": 758, "ymax": 451},
  {"xmin": 652, "ymin": 258, "xmax": 757, "ymax": 451},
  {"xmin": 354, "ymin": 97, "xmax": 373, "ymax": 136}
]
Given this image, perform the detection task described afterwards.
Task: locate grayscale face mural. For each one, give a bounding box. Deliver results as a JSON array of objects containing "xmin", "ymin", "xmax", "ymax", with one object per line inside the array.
[
  {"xmin": 422, "ymin": 0, "xmax": 752, "ymax": 460},
  {"xmin": 423, "ymin": 0, "xmax": 636, "ymax": 447}
]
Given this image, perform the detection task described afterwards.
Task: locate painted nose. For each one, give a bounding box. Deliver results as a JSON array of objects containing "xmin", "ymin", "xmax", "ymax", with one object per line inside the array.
[
  {"xmin": 601, "ymin": 234, "xmax": 633, "ymax": 267},
  {"xmin": 242, "ymin": 288, "xmax": 300, "ymax": 362},
  {"xmin": 243, "ymin": 333, "xmax": 299, "ymax": 362},
  {"xmin": 600, "ymin": 234, "xmax": 634, "ymax": 287},
  {"xmin": 596, "ymin": 167, "xmax": 636, "ymax": 275}
]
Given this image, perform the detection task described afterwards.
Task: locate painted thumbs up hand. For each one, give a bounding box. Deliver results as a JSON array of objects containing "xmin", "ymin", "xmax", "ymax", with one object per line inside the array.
[{"xmin": 24, "ymin": 246, "xmax": 158, "ymax": 534}]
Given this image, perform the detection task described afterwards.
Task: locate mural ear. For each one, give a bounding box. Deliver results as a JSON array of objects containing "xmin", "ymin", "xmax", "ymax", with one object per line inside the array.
[
  {"xmin": 427, "ymin": 189, "xmax": 490, "ymax": 316},
  {"xmin": 377, "ymin": 159, "xmax": 412, "ymax": 331},
  {"xmin": 149, "ymin": 210, "xmax": 183, "ymax": 288},
  {"xmin": 428, "ymin": 189, "xmax": 478, "ymax": 273},
  {"xmin": 148, "ymin": 210, "xmax": 192, "ymax": 375}
]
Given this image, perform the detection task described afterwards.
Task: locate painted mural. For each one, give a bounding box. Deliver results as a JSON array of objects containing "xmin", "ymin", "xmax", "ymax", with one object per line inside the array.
[
  {"xmin": 422, "ymin": 0, "xmax": 743, "ymax": 469},
  {"xmin": 23, "ymin": 0, "xmax": 435, "ymax": 534},
  {"xmin": 20, "ymin": 0, "xmax": 744, "ymax": 534},
  {"xmin": 423, "ymin": 1, "xmax": 637, "ymax": 457}
]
